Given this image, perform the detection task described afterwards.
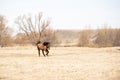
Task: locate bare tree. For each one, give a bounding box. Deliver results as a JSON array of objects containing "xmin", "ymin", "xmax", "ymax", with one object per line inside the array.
[
  {"xmin": 78, "ymin": 30, "xmax": 91, "ymax": 47},
  {"xmin": 94, "ymin": 26, "xmax": 115, "ymax": 47},
  {"xmin": 0, "ymin": 15, "xmax": 12, "ymax": 47},
  {"xmin": 114, "ymin": 28, "xmax": 120, "ymax": 46},
  {"xmin": 15, "ymin": 12, "xmax": 50, "ymax": 44}
]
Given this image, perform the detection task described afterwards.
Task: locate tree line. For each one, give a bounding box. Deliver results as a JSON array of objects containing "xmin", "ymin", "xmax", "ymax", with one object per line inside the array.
[
  {"xmin": 78, "ymin": 27, "xmax": 120, "ymax": 47},
  {"xmin": 0, "ymin": 13, "xmax": 120, "ymax": 47}
]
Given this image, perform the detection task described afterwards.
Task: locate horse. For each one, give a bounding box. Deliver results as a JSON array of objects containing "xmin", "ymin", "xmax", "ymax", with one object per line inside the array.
[{"xmin": 36, "ymin": 41, "xmax": 50, "ymax": 57}]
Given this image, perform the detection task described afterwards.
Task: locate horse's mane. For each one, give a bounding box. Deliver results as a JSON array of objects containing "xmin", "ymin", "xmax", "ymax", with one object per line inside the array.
[
  {"xmin": 36, "ymin": 41, "xmax": 50, "ymax": 46},
  {"xmin": 43, "ymin": 42, "xmax": 50, "ymax": 46}
]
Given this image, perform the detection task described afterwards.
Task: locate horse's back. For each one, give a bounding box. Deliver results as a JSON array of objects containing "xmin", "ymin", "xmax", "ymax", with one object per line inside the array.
[{"xmin": 37, "ymin": 44, "xmax": 47, "ymax": 50}]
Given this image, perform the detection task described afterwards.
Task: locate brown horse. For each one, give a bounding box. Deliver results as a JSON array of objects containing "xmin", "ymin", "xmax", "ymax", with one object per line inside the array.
[{"xmin": 36, "ymin": 41, "xmax": 50, "ymax": 57}]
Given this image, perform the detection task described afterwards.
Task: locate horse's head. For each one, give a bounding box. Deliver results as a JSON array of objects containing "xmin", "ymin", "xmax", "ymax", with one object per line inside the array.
[{"xmin": 43, "ymin": 42, "xmax": 50, "ymax": 49}]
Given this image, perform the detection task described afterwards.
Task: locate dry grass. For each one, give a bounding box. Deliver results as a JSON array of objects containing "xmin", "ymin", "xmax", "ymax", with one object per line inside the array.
[{"xmin": 0, "ymin": 46, "xmax": 120, "ymax": 80}]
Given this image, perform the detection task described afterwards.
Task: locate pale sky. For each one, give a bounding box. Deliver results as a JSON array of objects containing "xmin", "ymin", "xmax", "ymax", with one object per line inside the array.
[{"xmin": 0, "ymin": 0, "xmax": 120, "ymax": 31}]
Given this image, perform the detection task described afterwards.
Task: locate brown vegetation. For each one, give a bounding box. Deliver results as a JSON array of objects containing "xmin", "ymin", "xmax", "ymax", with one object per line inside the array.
[{"xmin": 114, "ymin": 29, "xmax": 120, "ymax": 46}]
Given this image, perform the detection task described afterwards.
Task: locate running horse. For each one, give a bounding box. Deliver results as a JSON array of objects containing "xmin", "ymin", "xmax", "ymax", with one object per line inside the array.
[{"xmin": 36, "ymin": 41, "xmax": 50, "ymax": 57}]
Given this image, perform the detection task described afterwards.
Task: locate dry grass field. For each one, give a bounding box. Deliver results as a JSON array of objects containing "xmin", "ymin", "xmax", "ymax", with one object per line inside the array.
[{"xmin": 0, "ymin": 46, "xmax": 120, "ymax": 80}]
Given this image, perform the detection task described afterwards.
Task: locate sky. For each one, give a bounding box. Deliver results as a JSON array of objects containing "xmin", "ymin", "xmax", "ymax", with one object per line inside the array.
[{"xmin": 0, "ymin": 0, "xmax": 120, "ymax": 32}]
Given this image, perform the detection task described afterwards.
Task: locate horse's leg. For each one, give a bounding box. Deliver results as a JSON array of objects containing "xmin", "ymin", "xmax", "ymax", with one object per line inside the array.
[
  {"xmin": 38, "ymin": 49, "xmax": 40, "ymax": 57},
  {"xmin": 37, "ymin": 46, "xmax": 40, "ymax": 57},
  {"xmin": 42, "ymin": 50, "xmax": 46, "ymax": 56},
  {"xmin": 45, "ymin": 49, "xmax": 49, "ymax": 56}
]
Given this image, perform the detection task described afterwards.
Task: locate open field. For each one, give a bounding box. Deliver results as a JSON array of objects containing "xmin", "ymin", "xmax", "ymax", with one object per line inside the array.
[{"xmin": 0, "ymin": 46, "xmax": 120, "ymax": 80}]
